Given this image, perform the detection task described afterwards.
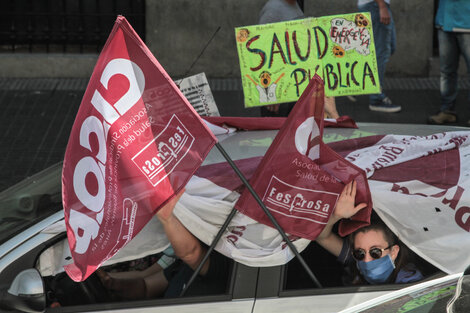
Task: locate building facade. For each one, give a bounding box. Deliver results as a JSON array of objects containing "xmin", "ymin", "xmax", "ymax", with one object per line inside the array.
[{"xmin": 0, "ymin": 0, "xmax": 438, "ymax": 78}]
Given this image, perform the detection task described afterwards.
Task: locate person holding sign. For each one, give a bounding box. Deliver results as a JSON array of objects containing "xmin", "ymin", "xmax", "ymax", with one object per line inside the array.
[
  {"xmin": 256, "ymin": 0, "xmax": 340, "ymax": 119},
  {"xmin": 257, "ymin": 0, "xmax": 305, "ymax": 117},
  {"xmin": 358, "ymin": 0, "xmax": 401, "ymax": 113},
  {"xmin": 316, "ymin": 181, "xmax": 424, "ymax": 285}
]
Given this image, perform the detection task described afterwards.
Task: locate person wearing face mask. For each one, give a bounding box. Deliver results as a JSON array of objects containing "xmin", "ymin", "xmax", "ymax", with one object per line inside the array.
[
  {"xmin": 346, "ymin": 220, "xmax": 423, "ymax": 284},
  {"xmin": 316, "ymin": 181, "xmax": 424, "ymax": 285}
]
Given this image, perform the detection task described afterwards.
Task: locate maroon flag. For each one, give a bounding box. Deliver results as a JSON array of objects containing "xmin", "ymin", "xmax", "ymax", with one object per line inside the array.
[
  {"xmin": 202, "ymin": 115, "xmax": 357, "ymax": 131},
  {"xmin": 62, "ymin": 16, "xmax": 216, "ymax": 281},
  {"xmin": 235, "ymin": 76, "xmax": 372, "ymax": 240}
]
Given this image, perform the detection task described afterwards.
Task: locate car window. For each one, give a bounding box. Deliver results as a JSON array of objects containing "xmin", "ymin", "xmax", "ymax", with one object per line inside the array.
[
  {"xmin": 282, "ymin": 240, "xmax": 442, "ymax": 291},
  {"xmin": 38, "ymin": 242, "xmax": 234, "ymax": 308},
  {"xmin": 283, "ymin": 241, "xmax": 347, "ymax": 290},
  {"xmin": 0, "ymin": 163, "xmax": 63, "ymax": 244}
]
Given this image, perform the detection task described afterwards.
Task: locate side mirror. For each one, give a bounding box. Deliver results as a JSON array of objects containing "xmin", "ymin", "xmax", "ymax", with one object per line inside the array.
[{"xmin": 0, "ymin": 269, "xmax": 45, "ymax": 313}]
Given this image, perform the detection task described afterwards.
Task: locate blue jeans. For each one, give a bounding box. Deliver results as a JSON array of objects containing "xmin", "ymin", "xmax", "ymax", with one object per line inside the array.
[
  {"xmin": 358, "ymin": 2, "xmax": 396, "ymax": 105},
  {"xmin": 438, "ymin": 29, "xmax": 470, "ymax": 113}
]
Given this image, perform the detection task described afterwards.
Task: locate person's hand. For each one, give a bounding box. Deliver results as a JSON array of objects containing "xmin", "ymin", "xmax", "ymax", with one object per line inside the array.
[
  {"xmin": 266, "ymin": 104, "xmax": 280, "ymax": 113},
  {"xmin": 378, "ymin": 3, "xmax": 391, "ymax": 25},
  {"xmin": 334, "ymin": 180, "xmax": 367, "ymax": 220},
  {"xmin": 324, "ymin": 96, "xmax": 339, "ymax": 119},
  {"xmin": 156, "ymin": 189, "xmax": 185, "ymax": 222}
]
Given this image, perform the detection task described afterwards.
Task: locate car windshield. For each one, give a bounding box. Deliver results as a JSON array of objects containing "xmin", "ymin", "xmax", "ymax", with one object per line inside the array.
[{"xmin": 0, "ymin": 162, "xmax": 63, "ymax": 244}]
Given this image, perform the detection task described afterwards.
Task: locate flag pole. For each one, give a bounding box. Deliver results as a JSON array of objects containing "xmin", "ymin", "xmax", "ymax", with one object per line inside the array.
[
  {"xmin": 179, "ymin": 207, "xmax": 237, "ymax": 296},
  {"xmin": 215, "ymin": 143, "xmax": 322, "ymax": 288},
  {"xmin": 176, "ymin": 25, "xmax": 231, "ymax": 296},
  {"xmin": 180, "ymin": 142, "xmax": 322, "ymax": 296}
]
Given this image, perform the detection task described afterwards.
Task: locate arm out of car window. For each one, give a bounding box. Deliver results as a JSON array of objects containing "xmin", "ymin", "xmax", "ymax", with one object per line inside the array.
[{"xmin": 316, "ymin": 181, "xmax": 367, "ymax": 257}]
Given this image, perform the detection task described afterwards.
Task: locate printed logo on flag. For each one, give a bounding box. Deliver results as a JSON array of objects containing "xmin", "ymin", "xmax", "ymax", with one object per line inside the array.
[
  {"xmin": 263, "ymin": 176, "xmax": 339, "ymax": 223},
  {"xmin": 132, "ymin": 115, "xmax": 195, "ymax": 187},
  {"xmin": 107, "ymin": 198, "xmax": 138, "ymax": 259},
  {"xmin": 234, "ymin": 75, "xmax": 372, "ymax": 240},
  {"xmin": 295, "ymin": 117, "xmax": 321, "ymax": 161}
]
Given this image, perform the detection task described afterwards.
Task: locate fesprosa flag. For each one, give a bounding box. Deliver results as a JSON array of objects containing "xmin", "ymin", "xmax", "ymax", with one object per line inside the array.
[
  {"xmin": 234, "ymin": 75, "xmax": 372, "ymax": 240},
  {"xmin": 61, "ymin": 16, "xmax": 216, "ymax": 282}
]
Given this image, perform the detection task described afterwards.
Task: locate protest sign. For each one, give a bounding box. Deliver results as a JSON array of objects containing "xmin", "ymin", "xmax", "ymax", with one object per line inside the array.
[
  {"xmin": 235, "ymin": 12, "xmax": 380, "ymax": 108},
  {"xmin": 175, "ymin": 72, "xmax": 220, "ymax": 117},
  {"xmin": 61, "ymin": 16, "xmax": 216, "ymax": 281}
]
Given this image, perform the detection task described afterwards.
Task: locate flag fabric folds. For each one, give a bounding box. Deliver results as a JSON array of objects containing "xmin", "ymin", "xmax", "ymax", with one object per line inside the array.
[
  {"xmin": 176, "ymin": 129, "xmax": 470, "ymax": 273},
  {"xmin": 61, "ymin": 16, "xmax": 216, "ymax": 281},
  {"xmin": 202, "ymin": 115, "xmax": 358, "ymax": 131},
  {"xmin": 54, "ymin": 116, "xmax": 470, "ymax": 275},
  {"xmin": 329, "ymin": 132, "xmax": 470, "ymax": 273},
  {"xmin": 234, "ymin": 75, "xmax": 372, "ymax": 240}
]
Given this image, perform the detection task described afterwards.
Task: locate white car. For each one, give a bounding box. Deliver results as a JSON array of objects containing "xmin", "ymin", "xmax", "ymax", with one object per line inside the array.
[
  {"xmin": 338, "ymin": 267, "xmax": 469, "ymax": 313},
  {"xmin": 0, "ymin": 122, "xmax": 468, "ymax": 312}
]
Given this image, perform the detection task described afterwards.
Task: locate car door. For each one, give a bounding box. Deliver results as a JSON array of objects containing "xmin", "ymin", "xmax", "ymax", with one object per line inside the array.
[
  {"xmin": 68, "ymin": 262, "xmax": 258, "ymax": 313},
  {"xmin": 0, "ymin": 222, "xmax": 258, "ymax": 313},
  {"xmin": 251, "ymin": 242, "xmax": 403, "ymax": 313}
]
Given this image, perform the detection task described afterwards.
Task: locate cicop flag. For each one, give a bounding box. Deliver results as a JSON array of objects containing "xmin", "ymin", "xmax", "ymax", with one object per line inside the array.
[
  {"xmin": 62, "ymin": 16, "xmax": 216, "ymax": 282},
  {"xmin": 235, "ymin": 75, "xmax": 372, "ymax": 240}
]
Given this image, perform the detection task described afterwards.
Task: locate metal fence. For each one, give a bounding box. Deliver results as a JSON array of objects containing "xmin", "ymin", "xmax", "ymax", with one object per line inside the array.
[{"xmin": 0, "ymin": 0, "xmax": 145, "ymax": 53}]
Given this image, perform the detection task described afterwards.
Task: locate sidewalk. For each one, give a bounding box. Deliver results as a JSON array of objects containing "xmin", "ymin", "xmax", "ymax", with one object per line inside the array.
[{"xmin": 0, "ymin": 77, "xmax": 469, "ymax": 191}]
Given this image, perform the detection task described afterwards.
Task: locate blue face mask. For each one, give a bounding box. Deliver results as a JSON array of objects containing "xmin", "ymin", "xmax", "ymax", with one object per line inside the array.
[{"xmin": 357, "ymin": 254, "xmax": 395, "ymax": 284}]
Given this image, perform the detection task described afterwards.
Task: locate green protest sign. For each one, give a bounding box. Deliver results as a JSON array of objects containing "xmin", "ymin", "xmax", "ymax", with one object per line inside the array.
[{"xmin": 235, "ymin": 12, "xmax": 380, "ymax": 108}]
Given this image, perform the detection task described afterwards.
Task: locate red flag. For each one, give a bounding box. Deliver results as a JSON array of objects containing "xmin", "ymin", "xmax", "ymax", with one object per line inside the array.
[
  {"xmin": 61, "ymin": 16, "xmax": 216, "ymax": 281},
  {"xmin": 235, "ymin": 75, "xmax": 372, "ymax": 240}
]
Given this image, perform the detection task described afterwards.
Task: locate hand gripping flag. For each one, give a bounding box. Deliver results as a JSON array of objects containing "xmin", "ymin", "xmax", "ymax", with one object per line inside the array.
[
  {"xmin": 235, "ymin": 75, "xmax": 372, "ymax": 240},
  {"xmin": 62, "ymin": 16, "xmax": 216, "ymax": 281}
]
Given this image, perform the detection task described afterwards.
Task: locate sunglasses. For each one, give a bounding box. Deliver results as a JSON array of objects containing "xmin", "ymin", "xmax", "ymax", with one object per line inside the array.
[{"xmin": 352, "ymin": 245, "xmax": 393, "ymax": 261}]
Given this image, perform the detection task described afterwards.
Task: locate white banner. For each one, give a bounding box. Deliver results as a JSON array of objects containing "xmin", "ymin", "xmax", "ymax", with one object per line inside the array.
[
  {"xmin": 342, "ymin": 132, "xmax": 470, "ymax": 274},
  {"xmin": 45, "ymin": 129, "xmax": 470, "ymax": 275}
]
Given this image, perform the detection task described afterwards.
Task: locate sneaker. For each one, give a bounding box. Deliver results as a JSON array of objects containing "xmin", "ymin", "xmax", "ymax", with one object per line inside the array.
[
  {"xmin": 428, "ymin": 111, "xmax": 457, "ymax": 125},
  {"xmin": 369, "ymin": 97, "xmax": 401, "ymax": 113}
]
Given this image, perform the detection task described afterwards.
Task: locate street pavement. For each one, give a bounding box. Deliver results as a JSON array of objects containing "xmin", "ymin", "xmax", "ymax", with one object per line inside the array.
[{"xmin": 0, "ymin": 76, "xmax": 469, "ymax": 192}]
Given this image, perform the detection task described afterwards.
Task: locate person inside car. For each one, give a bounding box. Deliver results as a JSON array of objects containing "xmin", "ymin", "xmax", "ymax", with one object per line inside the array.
[
  {"xmin": 97, "ymin": 190, "xmax": 231, "ymax": 300},
  {"xmin": 316, "ymin": 180, "xmax": 424, "ymax": 285},
  {"xmin": 97, "ymin": 245, "xmax": 176, "ymax": 300}
]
